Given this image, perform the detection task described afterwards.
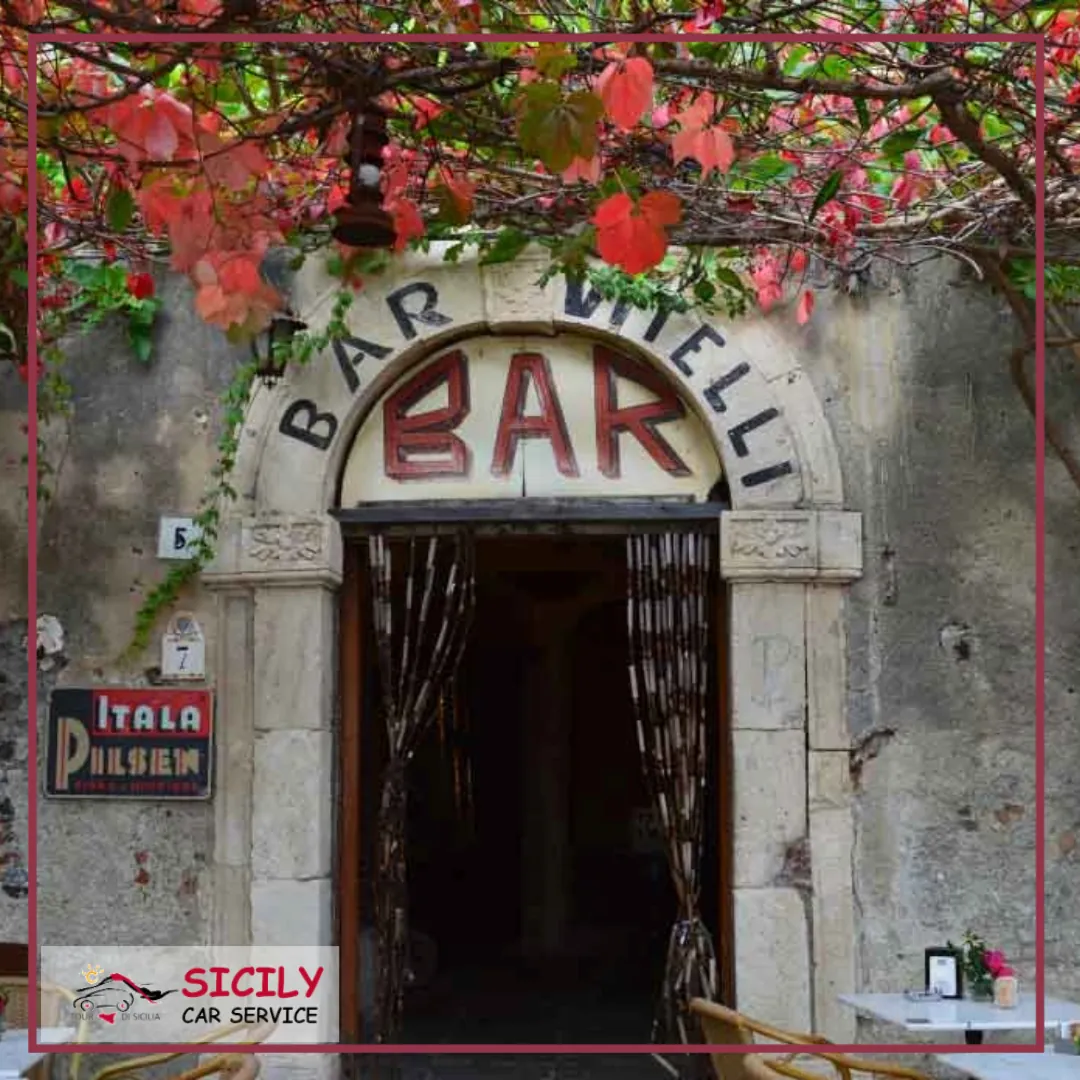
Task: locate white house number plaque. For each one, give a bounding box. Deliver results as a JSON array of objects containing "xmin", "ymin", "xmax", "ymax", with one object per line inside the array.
[{"xmin": 161, "ymin": 613, "xmax": 206, "ymax": 680}]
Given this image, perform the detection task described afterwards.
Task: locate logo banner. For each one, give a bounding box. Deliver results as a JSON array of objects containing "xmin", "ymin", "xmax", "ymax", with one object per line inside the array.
[{"xmin": 39, "ymin": 946, "xmax": 339, "ymax": 1044}]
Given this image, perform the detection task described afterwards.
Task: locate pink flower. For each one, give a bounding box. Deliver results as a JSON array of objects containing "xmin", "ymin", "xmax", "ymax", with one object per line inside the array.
[{"xmin": 985, "ymin": 950, "xmax": 1008, "ymax": 977}]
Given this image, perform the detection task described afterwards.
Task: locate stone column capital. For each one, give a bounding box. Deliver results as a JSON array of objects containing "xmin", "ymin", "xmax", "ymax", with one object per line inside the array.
[
  {"xmin": 719, "ymin": 509, "xmax": 862, "ymax": 583},
  {"xmin": 202, "ymin": 513, "xmax": 343, "ymax": 590}
]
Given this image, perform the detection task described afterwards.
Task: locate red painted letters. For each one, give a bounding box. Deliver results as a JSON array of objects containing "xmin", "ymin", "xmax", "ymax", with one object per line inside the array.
[
  {"xmin": 593, "ymin": 346, "xmax": 691, "ymax": 478},
  {"xmin": 380, "ymin": 344, "xmax": 698, "ymax": 484},
  {"xmin": 490, "ymin": 352, "xmax": 580, "ymax": 478},
  {"xmin": 383, "ymin": 349, "xmax": 471, "ymax": 480}
]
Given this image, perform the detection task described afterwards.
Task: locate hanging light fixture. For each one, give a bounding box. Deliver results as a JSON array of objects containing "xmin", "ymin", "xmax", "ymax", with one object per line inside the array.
[
  {"xmin": 332, "ymin": 110, "xmax": 397, "ymax": 249},
  {"xmin": 250, "ymin": 314, "xmax": 308, "ymax": 386}
]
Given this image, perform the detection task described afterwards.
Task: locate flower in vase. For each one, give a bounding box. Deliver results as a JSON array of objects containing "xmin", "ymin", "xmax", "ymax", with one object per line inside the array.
[{"xmin": 949, "ymin": 932, "xmax": 1012, "ymax": 998}]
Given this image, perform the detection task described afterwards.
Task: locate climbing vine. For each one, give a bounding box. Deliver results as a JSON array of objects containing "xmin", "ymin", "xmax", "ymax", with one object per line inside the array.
[{"xmin": 128, "ymin": 287, "xmax": 357, "ymax": 652}]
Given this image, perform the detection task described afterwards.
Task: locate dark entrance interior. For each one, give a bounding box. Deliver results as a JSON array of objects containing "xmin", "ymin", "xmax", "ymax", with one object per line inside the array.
[{"xmin": 351, "ymin": 534, "xmax": 722, "ymax": 1044}]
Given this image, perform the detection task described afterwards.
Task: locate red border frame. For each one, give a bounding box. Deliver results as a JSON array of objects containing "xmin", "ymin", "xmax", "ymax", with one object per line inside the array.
[{"xmin": 26, "ymin": 27, "xmax": 1047, "ymax": 1059}]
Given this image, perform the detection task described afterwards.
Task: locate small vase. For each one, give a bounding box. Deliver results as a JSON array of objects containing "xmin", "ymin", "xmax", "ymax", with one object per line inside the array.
[
  {"xmin": 967, "ymin": 981, "xmax": 994, "ymax": 1002},
  {"xmin": 994, "ymin": 975, "xmax": 1019, "ymax": 1008}
]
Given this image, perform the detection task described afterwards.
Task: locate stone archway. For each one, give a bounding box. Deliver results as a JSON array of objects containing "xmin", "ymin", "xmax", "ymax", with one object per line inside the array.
[{"xmin": 202, "ymin": 246, "xmax": 863, "ymax": 1057}]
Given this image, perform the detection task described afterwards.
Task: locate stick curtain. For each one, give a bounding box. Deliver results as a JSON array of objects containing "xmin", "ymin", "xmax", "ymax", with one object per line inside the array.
[
  {"xmin": 368, "ymin": 531, "xmax": 476, "ymax": 1044},
  {"xmin": 626, "ymin": 532, "xmax": 718, "ymax": 1050}
]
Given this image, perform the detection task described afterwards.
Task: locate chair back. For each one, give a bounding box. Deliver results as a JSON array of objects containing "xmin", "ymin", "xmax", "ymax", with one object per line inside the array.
[
  {"xmin": 0, "ymin": 976, "xmax": 85, "ymax": 1031},
  {"xmin": 87, "ymin": 1019, "xmax": 275, "ymax": 1080},
  {"xmin": 688, "ymin": 998, "xmax": 757, "ymax": 1080},
  {"xmin": 743, "ymin": 1058, "xmax": 791, "ymax": 1080},
  {"xmin": 0, "ymin": 975, "xmax": 29, "ymax": 1029}
]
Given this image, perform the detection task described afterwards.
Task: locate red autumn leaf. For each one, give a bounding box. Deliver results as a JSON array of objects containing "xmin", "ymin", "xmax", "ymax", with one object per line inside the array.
[
  {"xmin": 126, "ymin": 272, "xmax": 155, "ymax": 300},
  {"xmin": 796, "ymin": 290, "xmax": 814, "ymax": 325},
  {"xmin": 672, "ymin": 92, "xmax": 735, "ymax": 177},
  {"xmin": 592, "ymin": 190, "xmax": 682, "ymax": 275},
  {"xmin": 144, "ymin": 109, "xmax": 181, "ymax": 161},
  {"xmin": 412, "ymin": 97, "xmax": 443, "ymax": 130},
  {"xmin": 192, "ymin": 252, "xmax": 280, "ymax": 334},
  {"xmin": 562, "ymin": 155, "xmax": 601, "ymax": 185},
  {"xmin": 691, "ymin": 0, "xmax": 725, "ymax": 27},
  {"xmin": 179, "ymin": 0, "xmax": 223, "ymax": 16},
  {"xmin": 436, "ymin": 167, "xmax": 475, "ymax": 223},
  {"xmin": 751, "ymin": 251, "xmax": 784, "ymax": 313},
  {"xmin": 198, "ymin": 131, "xmax": 269, "ymax": 191},
  {"xmin": 387, "ymin": 196, "xmax": 425, "ymax": 252},
  {"xmin": 596, "ymin": 56, "xmax": 654, "ymax": 131}
]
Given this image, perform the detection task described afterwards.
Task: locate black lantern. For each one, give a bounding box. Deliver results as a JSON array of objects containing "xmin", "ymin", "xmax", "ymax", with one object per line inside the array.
[
  {"xmin": 332, "ymin": 110, "xmax": 397, "ymax": 249},
  {"xmin": 251, "ymin": 315, "xmax": 307, "ymax": 385}
]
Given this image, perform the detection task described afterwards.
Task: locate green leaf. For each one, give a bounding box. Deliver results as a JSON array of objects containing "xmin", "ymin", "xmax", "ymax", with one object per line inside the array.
[
  {"xmin": 820, "ymin": 53, "xmax": 851, "ymax": 80},
  {"xmin": 854, "ymin": 98, "xmax": 871, "ymax": 133},
  {"xmin": 66, "ymin": 261, "xmax": 99, "ymax": 286},
  {"xmin": 744, "ymin": 152, "xmax": 797, "ymax": 184},
  {"xmin": 8, "ymin": 268, "xmax": 28, "ymax": 288},
  {"xmin": 517, "ymin": 84, "xmax": 604, "ymax": 173},
  {"xmin": 782, "ymin": 45, "xmax": 812, "ymax": 76},
  {"xmin": 881, "ymin": 128, "xmax": 923, "ymax": 162},
  {"xmin": 104, "ymin": 262, "xmax": 129, "ymax": 292},
  {"xmin": 980, "ymin": 112, "xmax": 1012, "ymax": 142},
  {"xmin": 810, "ymin": 171, "xmax": 843, "ymax": 221},
  {"xmin": 481, "ymin": 227, "xmax": 531, "ymax": 266},
  {"xmin": 534, "ymin": 43, "xmax": 577, "ymax": 79},
  {"xmin": 128, "ymin": 303, "xmax": 157, "ymax": 327},
  {"xmin": 106, "ymin": 186, "xmax": 135, "ymax": 232},
  {"xmin": 713, "ymin": 266, "xmax": 744, "ymax": 291},
  {"xmin": 129, "ymin": 326, "xmax": 153, "ymax": 363}
]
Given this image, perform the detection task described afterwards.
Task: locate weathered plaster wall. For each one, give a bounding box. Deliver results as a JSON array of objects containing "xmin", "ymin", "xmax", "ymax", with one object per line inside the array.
[
  {"xmin": 0, "ymin": 252, "xmax": 1075, "ymax": 1070},
  {"xmin": 0, "ymin": 270, "xmax": 248, "ymax": 947},
  {"xmin": 769, "ymin": 261, "xmax": 1080, "ymax": 1022}
]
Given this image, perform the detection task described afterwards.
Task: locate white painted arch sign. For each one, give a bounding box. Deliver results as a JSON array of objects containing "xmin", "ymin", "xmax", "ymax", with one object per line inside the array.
[
  {"xmin": 340, "ymin": 335, "xmax": 723, "ymax": 504},
  {"xmin": 244, "ymin": 247, "xmax": 844, "ymax": 515}
]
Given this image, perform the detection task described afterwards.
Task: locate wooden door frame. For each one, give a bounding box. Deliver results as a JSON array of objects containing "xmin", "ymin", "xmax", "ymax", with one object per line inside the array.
[
  {"xmin": 336, "ymin": 542, "xmax": 363, "ymax": 1045},
  {"xmin": 334, "ymin": 521, "xmax": 735, "ymax": 1043}
]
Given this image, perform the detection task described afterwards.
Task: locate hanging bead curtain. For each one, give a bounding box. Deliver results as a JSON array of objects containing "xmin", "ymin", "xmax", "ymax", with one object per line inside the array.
[
  {"xmin": 368, "ymin": 531, "xmax": 476, "ymax": 1044},
  {"xmin": 626, "ymin": 532, "xmax": 718, "ymax": 1050}
]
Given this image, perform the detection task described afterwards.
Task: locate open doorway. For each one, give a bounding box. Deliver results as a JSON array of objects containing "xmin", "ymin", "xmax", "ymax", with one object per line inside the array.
[{"xmin": 349, "ymin": 533, "xmax": 723, "ymax": 1044}]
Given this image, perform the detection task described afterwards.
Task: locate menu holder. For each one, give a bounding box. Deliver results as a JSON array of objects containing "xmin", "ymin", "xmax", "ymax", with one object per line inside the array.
[{"xmin": 924, "ymin": 947, "xmax": 963, "ymax": 1000}]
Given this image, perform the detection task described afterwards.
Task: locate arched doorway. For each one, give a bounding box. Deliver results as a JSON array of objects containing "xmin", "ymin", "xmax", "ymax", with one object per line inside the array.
[
  {"xmin": 334, "ymin": 331, "xmax": 730, "ymax": 1044},
  {"xmin": 202, "ymin": 246, "xmax": 864, "ymax": 1068}
]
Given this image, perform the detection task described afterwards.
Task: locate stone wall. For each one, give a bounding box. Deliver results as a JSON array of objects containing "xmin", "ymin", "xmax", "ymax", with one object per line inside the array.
[
  {"xmin": 0, "ymin": 271, "xmax": 247, "ymax": 947},
  {"xmin": 0, "ymin": 250, "xmax": 1076, "ymax": 1070},
  {"xmin": 765, "ymin": 265, "xmax": 1080, "ymax": 1019}
]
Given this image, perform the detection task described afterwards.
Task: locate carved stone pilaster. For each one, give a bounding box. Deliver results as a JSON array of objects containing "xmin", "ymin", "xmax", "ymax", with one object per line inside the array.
[
  {"xmin": 203, "ymin": 514, "xmax": 343, "ymax": 590},
  {"xmin": 719, "ymin": 510, "xmax": 862, "ymax": 582}
]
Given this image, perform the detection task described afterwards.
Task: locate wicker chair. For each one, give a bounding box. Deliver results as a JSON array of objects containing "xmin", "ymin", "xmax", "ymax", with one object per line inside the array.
[
  {"xmin": 83, "ymin": 1020, "xmax": 276, "ymax": 1080},
  {"xmin": 0, "ymin": 975, "xmax": 95, "ymax": 1031},
  {"xmin": 13, "ymin": 981, "xmax": 95, "ymax": 1080},
  {"xmin": 689, "ymin": 999, "xmax": 934, "ymax": 1080},
  {"xmin": 687, "ymin": 997, "xmax": 833, "ymax": 1080}
]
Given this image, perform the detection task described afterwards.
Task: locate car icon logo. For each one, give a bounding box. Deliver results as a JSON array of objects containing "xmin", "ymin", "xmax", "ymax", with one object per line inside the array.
[{"xmin": 74, "ymin": 986, "xmax": 134, "ymax": 1014}]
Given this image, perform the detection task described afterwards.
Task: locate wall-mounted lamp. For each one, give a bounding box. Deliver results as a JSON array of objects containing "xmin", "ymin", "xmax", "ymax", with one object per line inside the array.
[
  {"xmin": 332, "ymin": 111, "xmax": 397, "ymax": 250},
  {"xmin": 251, "ymin": 315, "xmax": 308, "ymax": 386}
]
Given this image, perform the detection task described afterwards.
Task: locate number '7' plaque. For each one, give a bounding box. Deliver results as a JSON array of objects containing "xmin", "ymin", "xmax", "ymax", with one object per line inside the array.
[{"xmin": 161, "ymin": 613, "xmax": 206, "ymax": 680}]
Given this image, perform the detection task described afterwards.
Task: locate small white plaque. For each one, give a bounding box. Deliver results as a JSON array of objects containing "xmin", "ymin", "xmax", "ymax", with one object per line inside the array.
[
  {"xmin": 161, "ymin": 613, "xmax": 206, "ymax": 680},
  {"xmin": 157, "ymin": 516, "xmax": 202, "ymax": 559}
]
